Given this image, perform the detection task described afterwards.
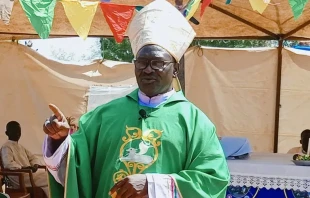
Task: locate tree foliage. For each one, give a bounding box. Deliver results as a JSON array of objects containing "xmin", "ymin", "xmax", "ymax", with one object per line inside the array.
[
  {"xmin": 49, "ymin": 38, "xmax": 102, "ymax": 62},
  {"xmin": 100, "ymin": 38, "xmax": 134, "ymax": 62},
  {"xmin": 99, "ymin": 38, "xmax": 299, "ymax": 63},
  {"xmin": 191, "ymin": 39, "xmax": 277, "ymax": 48}
]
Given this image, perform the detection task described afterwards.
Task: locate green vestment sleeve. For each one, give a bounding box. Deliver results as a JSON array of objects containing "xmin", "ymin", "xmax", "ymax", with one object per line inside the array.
[{"xmin": 171, "ymin": 116, "xmax": 230, "ymax": 198}]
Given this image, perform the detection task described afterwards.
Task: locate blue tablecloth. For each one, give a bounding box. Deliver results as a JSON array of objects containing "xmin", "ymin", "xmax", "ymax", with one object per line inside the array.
[{"xmin": 226, "ymin": 185, "xmax": 310, "ymax": 198}]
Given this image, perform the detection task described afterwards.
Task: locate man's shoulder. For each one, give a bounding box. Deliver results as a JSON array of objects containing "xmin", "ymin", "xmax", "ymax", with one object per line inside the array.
[
  {"xmin": 1, "ymin": 141, "xmax": 26, "ymax": 150},
  {"xmin": 168, "ymin": 92, "xmax": 199, "ymax": 110},
  {"xmin": 173, "ymin": 100, "xmax": 214, "ymax": 126},
  {"xmin": 1, "ymin": 141, "xmax": 12, "ymax": 149},
  {"xmin": 287, "ymin": 146, "xmax": 302, "ymax": 154},
  {"xmin": 1, "ymin": 141, "xmax": 13, "ymax": 154},
  {"xmin": 173, "ymin": 99, "xmax": 206, "ymax": 115}
]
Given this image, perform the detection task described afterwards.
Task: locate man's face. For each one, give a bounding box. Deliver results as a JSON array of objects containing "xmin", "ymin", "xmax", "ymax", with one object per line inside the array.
[
  {"xmin": 8, "ymin": 124, "xmax": 21, "ymax": 141},
  {"xmin": 134, "ymin": 45, "xmax": 178, "ymax": 97}
]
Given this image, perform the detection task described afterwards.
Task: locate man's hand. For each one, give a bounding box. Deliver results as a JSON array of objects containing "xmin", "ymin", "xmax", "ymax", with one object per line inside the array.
[
  {"xmin": 109, "ymin": 174, "xmax": 148, "ymax": 198},
  {"xmin": 43, "ymin": 104, "xmax": 70, "ymax": 140},
  {"xmin": 31, "ymin": 164, "xmax": 39, "ymax": 173}
]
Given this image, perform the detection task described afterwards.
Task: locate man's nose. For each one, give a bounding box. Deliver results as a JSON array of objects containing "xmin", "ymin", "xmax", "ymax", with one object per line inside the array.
[{"xmin": 143, "ymin": 65, "xmax": 155, "ymax": 74}]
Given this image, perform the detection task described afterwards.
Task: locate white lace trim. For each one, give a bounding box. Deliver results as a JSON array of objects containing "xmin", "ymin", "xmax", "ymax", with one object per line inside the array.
[{"xmin": 230, "ymin": 174, "xmax": 310, "ymax": 191}]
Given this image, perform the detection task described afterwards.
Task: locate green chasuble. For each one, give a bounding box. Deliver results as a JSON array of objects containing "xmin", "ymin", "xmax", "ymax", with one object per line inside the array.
[{"xmin": 48, "ymin": 89, "xmax": 230, "ymax": 198}]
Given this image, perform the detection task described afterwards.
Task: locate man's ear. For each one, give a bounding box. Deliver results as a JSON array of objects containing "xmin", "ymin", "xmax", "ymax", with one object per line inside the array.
[
  {"xmin": 173, "ymin": 63, "xmax": 180, "ymax": 78},
  {"xmin": 174, "ymin": 55, "xmax": 184, "ymax": 78}
]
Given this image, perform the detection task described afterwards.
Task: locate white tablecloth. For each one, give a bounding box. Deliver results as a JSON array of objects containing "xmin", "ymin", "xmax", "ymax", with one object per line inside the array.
[{"xmin": 227, "ymin": 152, "xmax": 310, "ymax": 191}]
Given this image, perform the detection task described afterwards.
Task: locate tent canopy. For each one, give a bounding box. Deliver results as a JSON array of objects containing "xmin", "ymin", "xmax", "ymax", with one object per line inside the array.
[{"xmin": 1, "ymin": 0, "xmax": 310, "ymax": 40}]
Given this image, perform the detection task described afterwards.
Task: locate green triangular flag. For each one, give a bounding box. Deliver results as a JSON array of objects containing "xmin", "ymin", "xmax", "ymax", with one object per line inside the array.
[
  {"xmin": 19, "ymin": 0, "xmax": 57, "ymax": 39},
  {"xmin": 135, "ymin": 6, "xmax": 143, "ymax": 11},
  {"xmin": 289, "ymin": 0, "xmax": 309, "ymax": 20}
]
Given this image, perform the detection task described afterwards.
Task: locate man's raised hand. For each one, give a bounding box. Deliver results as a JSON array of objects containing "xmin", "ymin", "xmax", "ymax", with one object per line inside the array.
[{"xmin": 43, "ymin": 104, "xmax": 70, "ymax": 140}]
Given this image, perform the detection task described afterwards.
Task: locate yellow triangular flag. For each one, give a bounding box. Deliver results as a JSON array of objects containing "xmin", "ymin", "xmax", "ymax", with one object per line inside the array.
[
  {"xmin": 61, "ymin": 1, "xmax": 99, "ymax": 40},
  {"xmin": 249, "ymin": 0, "xmax": 270, "ymax": 14},
  {"xmin": 185, "ymin": 0, "xmax": 200, "ymax": 20}
]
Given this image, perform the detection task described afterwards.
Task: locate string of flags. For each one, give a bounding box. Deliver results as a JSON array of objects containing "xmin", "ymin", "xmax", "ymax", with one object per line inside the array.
[{"xmin": 0, "ymin": 0, "xmax": 309, "ymax": 41}]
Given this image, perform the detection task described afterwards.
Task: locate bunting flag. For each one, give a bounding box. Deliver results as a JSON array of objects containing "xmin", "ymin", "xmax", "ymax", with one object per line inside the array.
[
  {"xmin": 200, "ymin": 0, "xmax": 212, "ymax": 17},
  {"xmin": 19, "ymin": 0, "xmax": 57, "ymax": 39},
  {"xmin": 249, "ymin": 0, "xmax": 270, "ymax": 14},
  {"xmin": 15, "ymin": 0, "xmax": 310, "ymax": 40},
  {"xmin": 289, "ymin": 0, "xmax": 309, "ymax": 19},
  {"xmin": 135, "ymin": 6, "xmax": 144, "ymax": 11},
  {"xmin": 184, "ymin": 0, "xmax": 200, "ymax": 20},
  {"xmin": 61, "ymin": 1, "xmax": 99, "ymax": 40},
  {"xmin": 100, "ymin": 3, "xmax": 135, "ymax": 43},
  {"xmin": 0, "ymin": 0, "xmax": 14, "ymax": 24}
]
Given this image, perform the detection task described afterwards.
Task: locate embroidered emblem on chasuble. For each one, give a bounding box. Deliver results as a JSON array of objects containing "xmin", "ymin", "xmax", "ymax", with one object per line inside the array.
[{"xmin": 113, "ymin": 126, "xmax": 163, "ymax": 183}]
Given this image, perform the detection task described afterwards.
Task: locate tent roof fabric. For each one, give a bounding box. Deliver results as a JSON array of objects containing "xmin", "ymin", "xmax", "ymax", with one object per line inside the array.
[{"xmin": 1, "ymin": 0, "xmax": 310, "ymax": 40}]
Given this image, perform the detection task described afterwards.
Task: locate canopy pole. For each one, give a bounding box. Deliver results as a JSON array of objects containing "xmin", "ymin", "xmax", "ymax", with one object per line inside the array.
[
  {"xmin": 273, "ymin": 38, "xmax": 283, "ymax": 153},
  {"xmin": 287, "ymin": 36, "xmax": 310, "ymax": 40},
  {"xmin": 209, "ymin": 4, "xmax": 279, "ymax": 39},
  {"xmin": 283, "ymin": 20, "xmax": 310, "ymax": 39},
  {"xmin": 198, "ymin": 36, "xmax": 275, "ymax": 40}
]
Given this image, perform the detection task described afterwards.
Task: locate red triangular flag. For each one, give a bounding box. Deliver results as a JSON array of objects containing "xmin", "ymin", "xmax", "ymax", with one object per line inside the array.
[
  {"xmin": 100, "ymin": 3, "xmax": 135, "ymax": 43},
  {"xmin": 200, "ymin": 0, "xmax": 212, "ymax": 17}
]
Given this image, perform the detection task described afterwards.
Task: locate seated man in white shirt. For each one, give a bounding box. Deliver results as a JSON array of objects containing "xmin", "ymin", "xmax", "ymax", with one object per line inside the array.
[
  {"xmin": 0, "ymin": 121, "xmax": 49, "ymax": 197},
  {"xmin": 287, "ymin": 129, "xmax": 310, "ymax": 154}
]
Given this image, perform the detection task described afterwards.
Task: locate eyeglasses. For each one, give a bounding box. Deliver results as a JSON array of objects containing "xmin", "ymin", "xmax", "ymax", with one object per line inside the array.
[{"xmin": 134, "ymin": 60, "xmax": 175, "ymax": 71}]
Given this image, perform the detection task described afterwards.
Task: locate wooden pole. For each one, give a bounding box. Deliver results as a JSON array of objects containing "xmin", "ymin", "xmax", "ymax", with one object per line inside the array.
[{"xmin": 273, "ymin": 39, "xmax": 283, "ymax": 153}]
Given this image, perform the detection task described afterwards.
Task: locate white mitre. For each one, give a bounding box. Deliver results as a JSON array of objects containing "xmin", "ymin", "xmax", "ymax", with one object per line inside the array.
[{"xmin": 127, "ymin": 0, "xmax": 196, "ymax": 62}]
